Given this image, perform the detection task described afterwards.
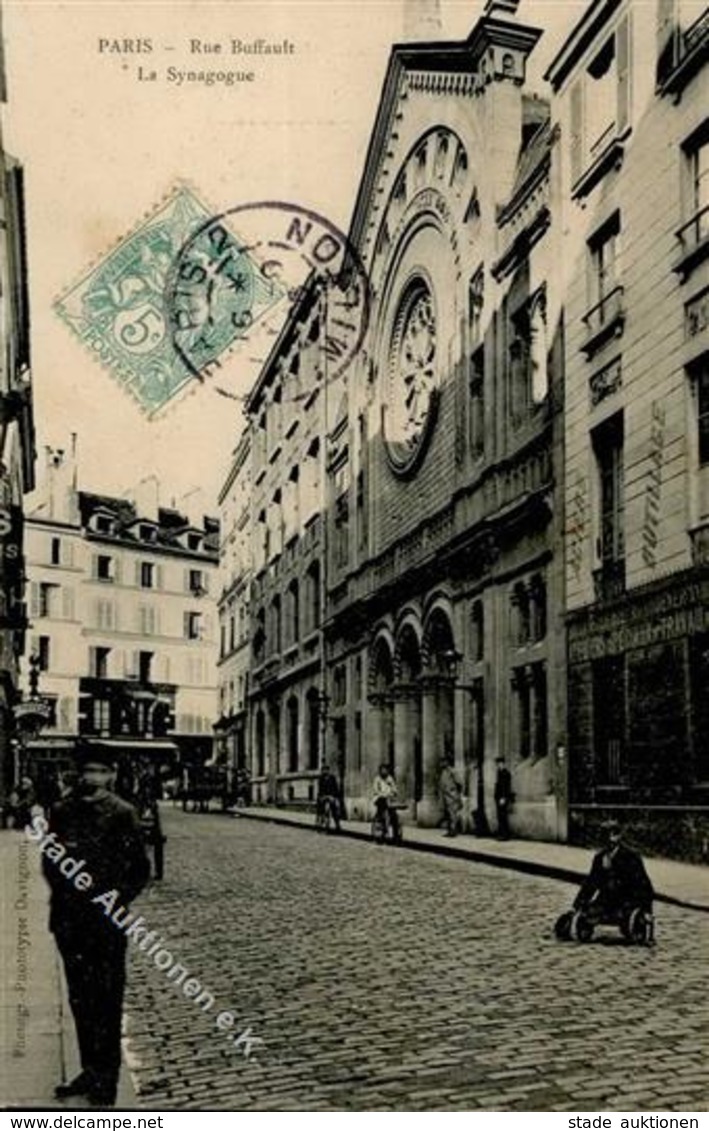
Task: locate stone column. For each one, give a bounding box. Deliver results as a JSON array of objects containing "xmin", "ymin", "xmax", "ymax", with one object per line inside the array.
[
  {"xmin": 366, "ymin": 693, "xmax": 393, "ymax": 781},
  {"xmin": 392, "ymin": 684, "xmax": 420, "ymax": 814},
  {"xmin": 418, "ymin": 678, "xmax": 442, "ymax": 826}
]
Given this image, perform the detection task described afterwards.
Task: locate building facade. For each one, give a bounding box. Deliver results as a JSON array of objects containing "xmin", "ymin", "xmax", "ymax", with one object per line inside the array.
[
  {"xmin": 324, "ymin": 0, "xmax": 567, "ymax": 838},
  {"xmin": 243, "ymin": 283, "xmax": 333, "ymax": 806},
  {"xmin": 23, "ymin": 449, "xmax": 219, "ymax": 773},
  {"xmin": 0, "ymin": 1, "xmax": 35, "ymax": 815},
  {"xmin": 547, "ymin": 0, "xmax": 709, "ymax": 860},
  {"xmin": 214, "ymin": 434, "xmax": 252, "ymax": 778},
  {"xmin": 214, "ymin": 0, "xmax": 709, "ymax": 856}
]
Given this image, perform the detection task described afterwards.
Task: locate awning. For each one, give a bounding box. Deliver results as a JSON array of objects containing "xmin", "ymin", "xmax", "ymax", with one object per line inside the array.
[{"xmin": 84, "ymin": 739, "xmax": 180, "ymax": 757}]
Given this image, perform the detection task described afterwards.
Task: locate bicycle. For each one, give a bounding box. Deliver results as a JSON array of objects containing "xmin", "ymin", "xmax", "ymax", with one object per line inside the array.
[
  {"xmin": 371, "ymin": 800, "xmax": 404, "ymax": 845},
  {"xmin": 315, "ymin": 795, "xmax": 340, "ymax": 833}
]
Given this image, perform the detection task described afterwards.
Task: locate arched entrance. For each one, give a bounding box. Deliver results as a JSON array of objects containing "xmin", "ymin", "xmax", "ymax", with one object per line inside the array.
[
  {"xmin": 418, "ymin": 606, "xmax": 456, "ymax": 825},
  {"xmin": 395, "ymin": 622, "xmax": 423, "ymax": 814},
  {"xmin": 368, "ymin": 635, "xmax": 395, "ymax": 781}
]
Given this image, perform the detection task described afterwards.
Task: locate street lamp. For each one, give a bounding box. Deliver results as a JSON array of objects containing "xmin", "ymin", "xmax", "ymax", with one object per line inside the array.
[
  {"xmin": 13, "ymin": 653, "xmax": 54, "ymax": 785},
  {"xmin": 443, "ymin": 648, "xmax": 490, "ymax": 838},
  {"xmin": 317, "ymin": 690, "xmax": 330, "ymax": 768}
]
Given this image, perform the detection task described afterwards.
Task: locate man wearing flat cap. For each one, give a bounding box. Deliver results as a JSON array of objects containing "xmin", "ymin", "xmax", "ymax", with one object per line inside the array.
[{"xmin": 42, "ymin": 741, "xmax": 150, "ymax": 1106}]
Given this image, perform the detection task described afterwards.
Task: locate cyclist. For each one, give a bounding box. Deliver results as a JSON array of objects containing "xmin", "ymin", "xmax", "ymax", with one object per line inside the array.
[
  {"xmin": 372, "ymin": 763, "xmax": 401, "ymax": 842},
  {"xmin": 316, "ymin": 763, "xmax": 341, "ymax": 831}
]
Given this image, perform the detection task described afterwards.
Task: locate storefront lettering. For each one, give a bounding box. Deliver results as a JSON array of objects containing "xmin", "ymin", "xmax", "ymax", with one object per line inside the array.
[{"xmin": 569, "ymin": 605, "xmax": 709, "ymax": 663}]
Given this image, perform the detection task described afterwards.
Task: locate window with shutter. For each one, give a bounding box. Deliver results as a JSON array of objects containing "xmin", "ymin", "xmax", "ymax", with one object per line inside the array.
[
  {"xmin": 657, "ymin": 0, "xmax": 678, "ymax": 78},
  {"xmin": 616, "ymin": 14, "xmax": 632, "ymax": 135},
  {"xmin": 569, "ymin": 79, "xmax": 584, "ymax": 186}
]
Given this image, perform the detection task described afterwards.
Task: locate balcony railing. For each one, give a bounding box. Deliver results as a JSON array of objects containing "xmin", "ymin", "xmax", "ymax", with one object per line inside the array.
[
  {"xmin": 581, "ymin": 285, "xmax": 625, "ymax": 358},
  {"xmin": 657, "ymin": 11, "xmax": 709, "ymax": 97},
  {"xmin": 674, "ymin": 203, "xmax": 709, "ymax": 279},
  {"xmin": 592, "ymin": 558, "xmax": 626, "ymax": 603}
]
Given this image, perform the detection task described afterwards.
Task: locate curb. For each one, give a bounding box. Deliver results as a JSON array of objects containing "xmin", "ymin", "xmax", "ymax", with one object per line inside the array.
[{"xmin": 229, "ymin": 808, "xmax": 709, "ymax": 914}]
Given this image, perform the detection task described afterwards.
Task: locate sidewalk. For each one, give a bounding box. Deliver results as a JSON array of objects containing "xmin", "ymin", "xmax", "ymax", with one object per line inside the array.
[
  {"xmin": 0, "ymin": 828, "xmax": 141, "ymax": 1111},
  {"xmin": 231, "ymin": 805, "xmax": 709, "ymax": 913}
]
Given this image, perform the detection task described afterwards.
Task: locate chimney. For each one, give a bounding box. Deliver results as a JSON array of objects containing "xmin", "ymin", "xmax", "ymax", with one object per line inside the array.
[
  {"xmin": 403, "ymin": 0, "xmax": 442, "ymax": 41},
  {"xmin": 130, "ymin": 475, "xmax": 160, "ymax": 523},
  {"xmin": 43, "ymin": 443, "xmax": 79, "ymax": 524}
]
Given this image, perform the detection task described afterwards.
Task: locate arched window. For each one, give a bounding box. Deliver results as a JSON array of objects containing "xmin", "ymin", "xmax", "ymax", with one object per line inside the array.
[
  {"xmin": 287, "ymin": 696, "xmax": 299, "ymax": 773},
  {"xmin": 307, "ymin": 689, "xmax": 320, "ymax": 770},
  {"xmin": 530, "ymin": 290, "xmax": 549, "ymax": 404},
  {"xmin": 287, "ymin": 579, "xmax": 300, "ymax": 646}
]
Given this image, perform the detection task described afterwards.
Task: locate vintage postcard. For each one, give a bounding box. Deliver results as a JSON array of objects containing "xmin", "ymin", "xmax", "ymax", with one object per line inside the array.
[{"xmin": 0, "ymin": 0, "xmax": 708, "ymax": 1117}]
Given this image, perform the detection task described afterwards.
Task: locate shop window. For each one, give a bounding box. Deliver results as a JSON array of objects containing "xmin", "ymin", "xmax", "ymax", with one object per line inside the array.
[
  {"xmin": 690, "ymin": 632, "xmax": 709, "ymax": 782},
  {"xmin": 92, "ymin": 699, "xmax": 111, "ymax": 734},
  {"xmin": 593, "ymin": 656, "xmax": 625, "ymax": 785}
]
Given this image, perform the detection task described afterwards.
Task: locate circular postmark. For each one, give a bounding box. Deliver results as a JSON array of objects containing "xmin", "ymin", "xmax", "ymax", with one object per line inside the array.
[{"xmin": 167, "ymin": 201, "xmax": 371, "ymax": 391}]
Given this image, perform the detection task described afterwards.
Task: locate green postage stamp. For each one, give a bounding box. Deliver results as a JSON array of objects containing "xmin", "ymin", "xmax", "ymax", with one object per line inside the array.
[{"xmin": 54, "ymin": 186, "xmax": 282, "ymax": 416}]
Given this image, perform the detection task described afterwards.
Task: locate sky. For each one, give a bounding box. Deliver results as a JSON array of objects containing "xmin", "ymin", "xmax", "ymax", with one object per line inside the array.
[{"xmin": 3, "ymin": 0, "xmax": 587, "ymax": 516}]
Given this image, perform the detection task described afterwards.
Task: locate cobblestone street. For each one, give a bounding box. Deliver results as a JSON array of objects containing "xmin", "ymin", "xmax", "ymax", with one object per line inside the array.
[{"xmin": 123, "ymin": 809, "xmax": 709, "ymax": 1111}]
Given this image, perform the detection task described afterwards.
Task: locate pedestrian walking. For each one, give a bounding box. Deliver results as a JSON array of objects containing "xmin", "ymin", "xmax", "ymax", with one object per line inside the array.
[
  {"xmin": 41, "ymin": 741, "xmax": 150, "ymax": 1106},
  {"xmin": 494, "ymin": 757, "xmax": 513, "ymax": 840},
  {"xmin": 439, "ymin": 754, "xmax": 462, "ymax": 837},
  {"xmin": 11, "ymin": 775, "xmax": 36, "ymax": 829}
]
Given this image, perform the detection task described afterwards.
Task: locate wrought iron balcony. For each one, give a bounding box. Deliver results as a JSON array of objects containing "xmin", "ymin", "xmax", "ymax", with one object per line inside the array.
[
  {"xmin": 581, "ymin": 286, "xmax": 625, "ymax": 358},
  {"xmin": 657, "ymin": 9, "xmax": 709, "ymax": 98},
  {"xmin": 674, "ymin": 203, "xmax": 709, "ymax": 280}
]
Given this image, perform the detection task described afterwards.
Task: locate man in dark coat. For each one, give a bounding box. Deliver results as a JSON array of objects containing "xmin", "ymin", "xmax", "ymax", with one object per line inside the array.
[
  {"xmin": 574, "ymin": 820, "xmax": 654, "ymax": 916},
  {"xmin": 316, "ymin": 763, "xmax": 342, "ymax": 831},
  {"xmin": 494, "ymin": 757, "xmax": 513, "ymax": 840},
  {"xmin": 42, "ymin": 742, "xmax": 150, "ymax": 1105}
]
